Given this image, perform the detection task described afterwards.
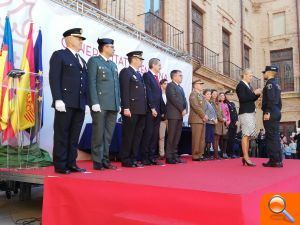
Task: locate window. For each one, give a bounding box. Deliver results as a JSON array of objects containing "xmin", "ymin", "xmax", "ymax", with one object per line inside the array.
[
  {"xmin": 270, "ymin": 48, "xmax": 294, "ymax": 92},
  {"xmin": 272, "ymin": 12, "xmax": 286, "ymax": 36},
  {"xmin": 222, "ymin": 29, "xmax": 230, "ymax": 75},
  {"xmin": 145, "ymin": 0, "xmax": 164, "ymax": 40},
  {"xmin": 192, "ymin": 6, "xmax": 204, "ymax": 60},
  {"xmin": 244, "ymin": 45, "xmax": 250, "ymax": 69}
]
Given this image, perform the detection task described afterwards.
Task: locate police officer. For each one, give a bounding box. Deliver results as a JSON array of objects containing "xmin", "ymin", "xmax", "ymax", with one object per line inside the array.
[
  {"xmin": 119, "ymin": 51, "xmax": 147, "ymax": 167},
  {"xmin": 261, "ymin": 66, "xmax": 283, "ymax": 167},
  {"xmin": 87, "ymin": 38, "xmax": 120, "ymax": 170},
  {"xmin": 225, "ymin": 90, "xmax": 239, "ymax": 158},
  {"xmin": 49, "ymin": 28, "xmax": 88, "ymax": 174}
]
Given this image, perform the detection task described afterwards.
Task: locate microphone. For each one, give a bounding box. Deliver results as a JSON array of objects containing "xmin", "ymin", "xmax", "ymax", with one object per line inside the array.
[{"xmin": 7, "ymin": 69, "xmax": 25, "ymax": 78}]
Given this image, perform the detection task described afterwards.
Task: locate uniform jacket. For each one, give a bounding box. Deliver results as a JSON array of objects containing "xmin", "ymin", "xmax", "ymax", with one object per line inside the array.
[
  {"xmin": 119, "ymin": 66, "xmax": 147, "ymax": 115},
  {"xmin": 49, "ymin": 48, "xmax": 88, "ymax": 110},
  {"xmin": 188, "ymin": 90, "xmax": 206, "ymax": 124},
  {"xmin": 262, "ymin": 78, "xmax": 282, "ymax": 121},
  {"xmin": 87, "ymin": 55, "xmax": 120, "ymax": 111}
]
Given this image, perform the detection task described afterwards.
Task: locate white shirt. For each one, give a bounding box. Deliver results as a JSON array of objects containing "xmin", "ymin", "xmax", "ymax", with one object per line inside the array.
[
  {"xmin": 242, "ymin": 80, "xmax": 251, "ymax": 89},
  {"xmin": 162, "ymin": 91, "xmax": 167, "ymax": 104},
  {"xmin": 99, "ymin": 54, "xmax": 109, "ymax": 62},
  {"xmin": 67, "ymin": 47, "xmax": 83, "ymax": 67}
]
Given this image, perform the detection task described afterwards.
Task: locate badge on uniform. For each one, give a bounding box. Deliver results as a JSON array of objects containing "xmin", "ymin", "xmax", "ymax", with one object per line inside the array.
[{"xmin": 267, "ymin": 84, "xmax": 272, "ymax": 89}]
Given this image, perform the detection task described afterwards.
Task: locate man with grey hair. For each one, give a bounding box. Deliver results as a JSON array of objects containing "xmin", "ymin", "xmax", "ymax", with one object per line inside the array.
[
  {"xmin": 140, "ymin": 58, "xmax": 164, "ymax": 165},
  {"xmin": 236, "ymin": 68, "xmax": 261, "ymax": 167},
  {"xmin": 49, "ymin": 28, "xmax": 88, "ymax": 174}
]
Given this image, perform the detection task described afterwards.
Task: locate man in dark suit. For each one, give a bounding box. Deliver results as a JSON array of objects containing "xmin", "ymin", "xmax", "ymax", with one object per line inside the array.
[
  {"xmin": 87, "ymin": 38, "xmax": 120, "ymax": 170},
  {"xmin": 165, "ymin": 70, "xmax": 188, "ymax": 164},
  {"xmin": 49, "ymin": 28, "xmax": 88, "ymax": 174},
  {"xmin": 119, "ymin": 51, "xmax": 147, "ymax": 167},
  {"xmin": 140, "ymin": 58, "xmax": 164, "ymax": 165}
]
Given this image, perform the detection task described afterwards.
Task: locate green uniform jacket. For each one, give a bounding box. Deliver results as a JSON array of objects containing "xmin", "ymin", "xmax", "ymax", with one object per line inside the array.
[{"xmin": 87, "ymin": 56, "xmax": 120, "ymax": 111}]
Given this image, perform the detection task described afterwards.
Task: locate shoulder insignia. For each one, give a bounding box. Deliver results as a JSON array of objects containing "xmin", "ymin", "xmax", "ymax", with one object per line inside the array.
[
  {"xmin": 267, "ymin": 84, "xmax": 272, "ymax": 89},
  {"xmin": 276, "ymin": 84, "xmax": 281, "ymax": 90}
]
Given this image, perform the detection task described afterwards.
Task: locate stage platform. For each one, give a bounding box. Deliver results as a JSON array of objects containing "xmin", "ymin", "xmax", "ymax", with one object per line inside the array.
[{"xmin": 1, "ymin": 157, "xmax": 300, "ymax": 225}]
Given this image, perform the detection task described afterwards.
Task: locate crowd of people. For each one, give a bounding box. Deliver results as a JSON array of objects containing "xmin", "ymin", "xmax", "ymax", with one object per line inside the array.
[{"xmin": 49, "ymin": 28, "xmax": 292, "ymax": 174}]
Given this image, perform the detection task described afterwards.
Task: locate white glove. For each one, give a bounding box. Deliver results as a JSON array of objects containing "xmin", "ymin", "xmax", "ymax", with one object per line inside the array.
[
  {"xmin": 85, "ymin": 105, "xmax": 90, "ymax": 114},
  {"xmin": 92, "ymin": 104, "xmax": 101, "ymax": 112},
  {"xmin": 55, "ymin": 100, "xmax": 66, "ymax": 112}
]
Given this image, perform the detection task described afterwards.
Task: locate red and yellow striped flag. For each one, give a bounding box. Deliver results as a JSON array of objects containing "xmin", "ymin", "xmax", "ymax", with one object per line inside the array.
[{"xmin": 10, "ymin": 23, "xmax": 35, "ymax": 131}]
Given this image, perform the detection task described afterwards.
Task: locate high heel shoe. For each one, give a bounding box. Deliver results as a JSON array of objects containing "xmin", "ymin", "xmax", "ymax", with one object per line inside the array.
[{"xmin": 242, "ymin": 158, "xmax": 256, "ymax": 167}]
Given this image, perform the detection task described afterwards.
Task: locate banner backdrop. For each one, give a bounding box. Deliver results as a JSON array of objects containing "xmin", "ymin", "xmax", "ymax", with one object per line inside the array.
[{"xmin": 0, "ymin": 0, "xmax": 192, "ymax": 153}]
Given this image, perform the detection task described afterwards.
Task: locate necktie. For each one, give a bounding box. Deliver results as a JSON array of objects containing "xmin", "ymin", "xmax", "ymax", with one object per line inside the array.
[
  {"xmin": 154, "ymin": 74, "xmax": 160, "ymax": 86},
  {"xmin": 75, "ymin": 53, "xmax": 83, "ymax": 67}
]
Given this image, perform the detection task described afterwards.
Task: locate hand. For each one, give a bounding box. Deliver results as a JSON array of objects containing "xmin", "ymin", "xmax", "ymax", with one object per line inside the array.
[
  {"xmin": 263, "ymin": 113, "xmax": 270, "ymax": 121},
  {"xmin": 55, "ymin": 100, "xmax": 66, "ymax": 112},
  {"xmin": 254, "ymin": 88, "xmax": 262, "ymax": 95},
  {"xmin": 203, "ymin": 115, "xmax": 208, "ymax": 122},
  {"xmin": 182, "ymin": 109, "xmax": 187, "ymax": 116},
  {"xmin": 214, "ymin": 119, "xmax": 218, "ymax": 124},
  {"xmin": 124, "ymin": 109, "xmax": 131, "ymax": 117},
  {"xmin": 235, "ymin": 121, "xmax": 239, "ymax": 126},
  {"xmin": 226, "ymin": 121, "xmax": 230, "ymax": 127},
  {"xmin": 92, "ymin": 104, "xmax": 101, "ymax": 112},
  {"xmin": 151, "ymin": 108, "xmax": 158, "ymax": 117}
]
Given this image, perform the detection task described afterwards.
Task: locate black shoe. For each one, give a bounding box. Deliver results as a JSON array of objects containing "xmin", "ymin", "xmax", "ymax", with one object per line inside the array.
[
  {"xmin": 175, "ymin": 157, "xmax": 186, "ymax": 163},
  {"xmin": 134, "ymin": 162, "xmax": 144, "ymax": 167},
  {"xmin": 242, "ymin": 158, "xmax": 256, "ymax": 167},
  {"xmin": 141, "ymin": 160, "xmax": 152, "ymax": 166},
  {"xmin": 192, "ymin": 157, "xmax": 202, "ymax": 161},
  {"xmin": 93, "ymin": 162, "xmax": 105, "ymax": 170},
  {"xmin": 166, "ymin": 158, "xmax": 177, "ymax": 164},
  {"xmin": 55, "ymin": 168, "xmax": 71, "ymax": 174},
  {"xmin": 103, "ymin": 163, "xmax": 117, "ymax": 170},
  {"xmin": 121, "ymin": 162, "xmax": 136, "ymax": 168},
  {"xmin": 262, "ymin": 160, "xmax": 283, "ymax": 168},
  {"xmin": 68, "ymin": 165, "xmax": 86, "ymax": 172},
  {"xmin": 150, "ymin": 159, "xmax": 164, "ymax": 166}
]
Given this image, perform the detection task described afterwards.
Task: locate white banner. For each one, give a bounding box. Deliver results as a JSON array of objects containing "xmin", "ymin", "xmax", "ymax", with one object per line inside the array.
[{"xmin": 0, "ymin": 0, "xmax": 192, "ymax": 153}]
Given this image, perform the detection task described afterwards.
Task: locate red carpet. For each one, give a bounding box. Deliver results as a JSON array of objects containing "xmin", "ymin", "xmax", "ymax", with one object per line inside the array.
[{"xmin": 3, "ymin": 157, "xmax": 300, "ymax": 225}]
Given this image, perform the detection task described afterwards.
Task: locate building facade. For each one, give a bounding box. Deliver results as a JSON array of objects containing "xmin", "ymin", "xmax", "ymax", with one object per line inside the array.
[{"xmin": 84, "ymin": 0, "xmax": 300, "ymax": 136}]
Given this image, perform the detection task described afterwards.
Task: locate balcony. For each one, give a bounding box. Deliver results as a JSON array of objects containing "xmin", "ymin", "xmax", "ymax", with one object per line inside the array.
[
  {"xmin": 191, "ymin": 42, "xmax": 219, "ymax": 72},
  {"xmin": 220, "ymin": 61, "xmax": 243, "ymax": 81},
  {"xmin": 138, "ymin": 12, "xmax": 184, "ymax": 51},
  {"xmin": 52, "ymin": 0, "xmax": 186, "ymax": 58}
]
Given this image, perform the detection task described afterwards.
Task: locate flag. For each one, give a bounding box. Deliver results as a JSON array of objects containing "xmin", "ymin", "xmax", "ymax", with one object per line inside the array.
[
  {"xmin": 29, "ymin": 29, "xmax": 43, "ymax": 142},
  {"xmin": 10, "ymin": 23, "xmax": 35, "ymax": 132},
  {"xmin": 0, "ymin": 16, "xmax": 16, "ymax": 141}
]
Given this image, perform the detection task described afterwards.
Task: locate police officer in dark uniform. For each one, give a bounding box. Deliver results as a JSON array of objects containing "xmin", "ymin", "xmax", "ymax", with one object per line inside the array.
[
  {"xmin": 49, "ymin": 28, "xmax": 88, "ymax": 174},
  {"xmin": 225, "ymin": 90, "xmax": 239, "ymax": 158},
  {"xmin": 261, "ymin": 66, "xmax": 283, "ymax": 167},
  {"xmin": 119, "ymin": 51, "xmax": 147, "ymax": 167}
]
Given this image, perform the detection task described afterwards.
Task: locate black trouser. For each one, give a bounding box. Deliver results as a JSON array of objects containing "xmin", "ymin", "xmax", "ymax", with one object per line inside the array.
[
  {"xmin": 53, "ymin": 108, "xmax": 85, "ymax": 170},
  {"xmin": 140, "ymin": 112, "xmax": 161, "ymax": 162},
  {"xmin": 120, "ymin": 114, "xmax": 145, "ymax": 164},
  {"xmin": 227, "ymin": 124, "xmax": 237, "ymax": 156},
  {"xmin": 263, "ymin": 120, "xmax": 282, "ymax": 163},
  {"xmin": 166, "ymin": 119, "xmax": 182, "ymax": 160}
]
